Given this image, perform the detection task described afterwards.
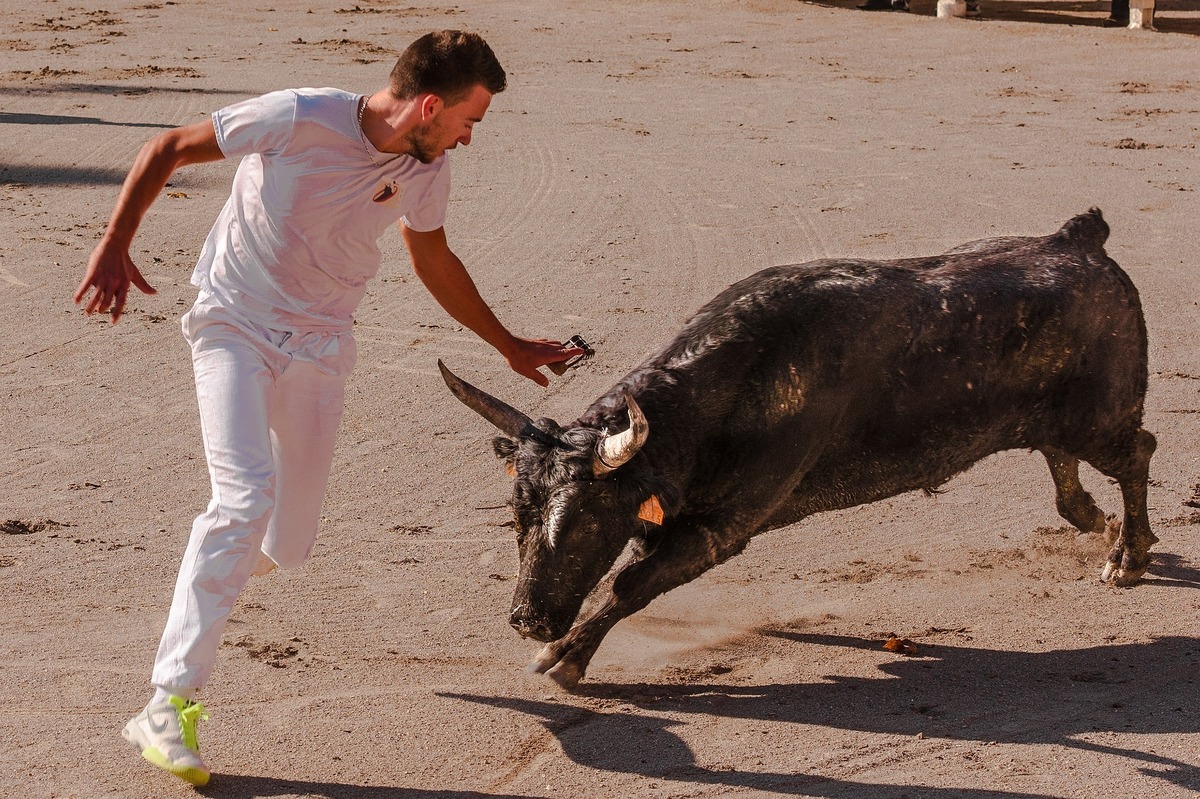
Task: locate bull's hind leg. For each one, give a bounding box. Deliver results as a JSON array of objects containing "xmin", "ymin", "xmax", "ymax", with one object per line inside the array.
[
  {"xmin": 1040, "ymin": 447, "xmax": 1109, "ymax": 535},
  {"xmin": 1094, "ymin": 428, "xmax": 1159, "ymax": 586},
  {"xmin": 1041, "ymin": 430, "xmax": 1158, "ymax": 585}
]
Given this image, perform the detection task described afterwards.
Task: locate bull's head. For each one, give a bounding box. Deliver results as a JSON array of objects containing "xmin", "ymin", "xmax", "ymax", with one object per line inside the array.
[{"xmin": 439, "ymin": 361, "xmax": 654, "ymax": 642}]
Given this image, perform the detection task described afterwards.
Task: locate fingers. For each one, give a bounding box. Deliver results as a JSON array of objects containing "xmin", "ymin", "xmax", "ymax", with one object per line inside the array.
[
  {"xmin": 128, "ymin": 262, "xmax": 158, "ymax": 296},
  {"xmin": 110, "ymin": 285, "xmax": 130, "ymax": 323},
  {"xmin": 557, "ymin": 346, "xmax": 585, "ymax": 361},
  {"xmin": 535, "ymin": 340, "xmax": 585, "ymax": 363},
  {"xmin": 78, "ymin": 277, "xmax": 119, "ymax": 317},
  {"xmin": 507, "ymin": 356, "xmax": 550, "ymax": 386},
  {"xmin": 74, "ymin": 277, "xmax": 120, "ymax": 321},
  {"xmin": 76, "ymin": 257, "xmax": 121, "ymax": 319},
  {"xmin": 76, "ymin": 249, "xmax": 157, "ymax": 324},
  {"xmin": 72, "ymin": 274, "xmax": 92, "ymax": 306},
  {"xmin": 506, "ymin": 336, "xmax": 592, "ymax": 386},
  {"xmin": 79, "ymin": 283, "xmax": 105, "ymax": 315}
]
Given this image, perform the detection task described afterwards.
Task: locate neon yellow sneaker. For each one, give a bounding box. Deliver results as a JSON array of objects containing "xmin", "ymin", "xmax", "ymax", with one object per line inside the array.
[{"xmin": 121, "ymin": 695, "xmax": 210, "ymax": 786}]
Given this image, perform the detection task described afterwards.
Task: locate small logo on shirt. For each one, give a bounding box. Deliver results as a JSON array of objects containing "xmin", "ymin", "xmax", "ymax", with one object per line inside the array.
[{"xmin": 373, "ymin": 180, "xmax": 400, "ymax": 203}]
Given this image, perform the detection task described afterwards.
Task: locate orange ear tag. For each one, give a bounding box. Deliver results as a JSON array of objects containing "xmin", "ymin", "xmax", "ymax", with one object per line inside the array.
[
  {"xmin": 638, "ymin": 495, "xmax": 664, "ymax": 525},
  {"xmin": 506, "ymin": 463, "xmax": 516, "ymax": 478}
]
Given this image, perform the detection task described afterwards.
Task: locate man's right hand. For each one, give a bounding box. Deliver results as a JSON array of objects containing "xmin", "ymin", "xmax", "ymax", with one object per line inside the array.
[
  {"xmin": 73, "ymin": 119, "xmax": 224, "ymax": 324},
  {"xmin": 75, "ymin": 240, "xmax": 157, "ymax": 324}
]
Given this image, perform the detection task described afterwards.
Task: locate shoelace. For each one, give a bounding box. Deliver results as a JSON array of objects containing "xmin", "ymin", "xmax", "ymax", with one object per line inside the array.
[{"xmin": 175, "ymin": 700, "xmax": 209, "ymax": 751}]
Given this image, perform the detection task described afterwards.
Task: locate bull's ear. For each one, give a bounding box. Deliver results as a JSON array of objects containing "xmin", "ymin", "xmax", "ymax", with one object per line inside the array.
[{"xmin": 493, "ymin": 436, "xmax": 518, "ymax": 477}]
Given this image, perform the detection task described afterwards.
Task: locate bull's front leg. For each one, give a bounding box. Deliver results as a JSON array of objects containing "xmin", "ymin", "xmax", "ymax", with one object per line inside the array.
[{"xmin": 531, "ymin": 520, "xmax": 750, "ymax": 690}]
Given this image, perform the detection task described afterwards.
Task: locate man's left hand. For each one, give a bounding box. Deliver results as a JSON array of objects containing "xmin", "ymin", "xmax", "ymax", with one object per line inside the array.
[{"xmin": 505, "ymin": 338, "xmax": 585, "ymax": 387}]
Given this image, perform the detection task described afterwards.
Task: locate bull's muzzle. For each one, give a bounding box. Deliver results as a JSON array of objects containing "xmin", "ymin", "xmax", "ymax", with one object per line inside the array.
[{"xmin": 509, "ymin": 605, "xmax": 556, "ymax": 642}]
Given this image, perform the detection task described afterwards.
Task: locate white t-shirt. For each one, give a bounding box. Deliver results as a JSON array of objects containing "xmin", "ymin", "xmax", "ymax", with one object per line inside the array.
[{"xmin": 191, "ymin": 87, "xmax": 451, "ymax": 332}]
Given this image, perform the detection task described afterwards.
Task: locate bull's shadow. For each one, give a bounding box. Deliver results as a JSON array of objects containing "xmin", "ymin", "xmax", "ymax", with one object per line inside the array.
[
  {"xmin": 443, "ymin": 692, "xmax": 1081, "ymax": 799},
  {"xmin": 445, "ymin": 633, "xmax": 1200, "ymax": 795}
]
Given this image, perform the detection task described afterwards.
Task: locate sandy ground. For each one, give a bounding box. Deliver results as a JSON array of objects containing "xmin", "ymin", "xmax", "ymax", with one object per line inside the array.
[{"xmin": 2, "ymin": 0, "xmax": 1199, "ymax": 797}]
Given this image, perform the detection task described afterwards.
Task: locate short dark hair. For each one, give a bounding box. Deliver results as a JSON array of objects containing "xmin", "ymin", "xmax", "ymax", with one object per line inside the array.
[{"xmin": 389, "ymin": 30, "xmax": 506, "ymax": 103}]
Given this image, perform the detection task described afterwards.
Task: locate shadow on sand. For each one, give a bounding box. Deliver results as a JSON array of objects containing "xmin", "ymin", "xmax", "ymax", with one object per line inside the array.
[
  {"xmin": 445, "ymin": 631, "xmax": 1200, "ymax": 797},
  {"xmin": 199, "ymin": 778, "xmax": 546, "ymax": 799}
]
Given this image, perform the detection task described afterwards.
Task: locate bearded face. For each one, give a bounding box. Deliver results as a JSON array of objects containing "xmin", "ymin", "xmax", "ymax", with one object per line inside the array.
[
  {"xmin": 404, "ymin": 120, "xmax": 445, "ymax": 164},
  {"xmin": 405, "ymin": 85, "xmax": 491, "ymax": 163}
]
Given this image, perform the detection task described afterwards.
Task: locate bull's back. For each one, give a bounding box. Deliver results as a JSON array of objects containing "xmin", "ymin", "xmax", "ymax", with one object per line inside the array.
[
  {"xmin": 767, "ymin": 214, "xmax": 1145, "ymax": 521},
  {"xmin": 611, "ymin": 210, "xmax": 1148, "ymax": 524}
]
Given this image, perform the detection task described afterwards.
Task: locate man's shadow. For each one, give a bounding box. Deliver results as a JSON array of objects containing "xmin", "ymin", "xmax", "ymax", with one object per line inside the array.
[
  {"xmin": 199, "ymin": 779, "xmax": 537, "ymax": 799},
  {"xmin": 444, "ymin": 631, "xmax": 1200, "ymax": 797}
]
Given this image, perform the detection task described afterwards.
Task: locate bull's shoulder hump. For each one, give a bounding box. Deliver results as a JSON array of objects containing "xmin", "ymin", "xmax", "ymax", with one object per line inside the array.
[
  {"xmin": 938, "ymin": 209, "xmax": 1109, "ymax": 260},
  {"xmin": 1057, "ymin": 207, "xmax": 1110, "ymax": 249}
]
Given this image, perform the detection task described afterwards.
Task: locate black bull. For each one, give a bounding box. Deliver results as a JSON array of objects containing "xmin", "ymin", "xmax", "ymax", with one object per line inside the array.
[{"xmin": 440, "ymin": 208, "xmax": 1157, "ymax": 690}]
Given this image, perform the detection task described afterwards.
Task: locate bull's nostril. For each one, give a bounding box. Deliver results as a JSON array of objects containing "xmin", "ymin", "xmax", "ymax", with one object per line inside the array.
[
  {"xmin": 509, "ymin": 615, "xmax": 554, "ymax": 642},
  {"xmin": 509, "ymin": 611, "xmax": 532, "ymax": 636}
]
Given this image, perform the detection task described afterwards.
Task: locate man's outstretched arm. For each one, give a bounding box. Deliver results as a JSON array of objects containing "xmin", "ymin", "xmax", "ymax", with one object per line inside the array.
[
  {"xmin": 75, "ymin": 119, "xmax": 225, "ymax": 323},
  {"xmin": 401, "ymin": 224, "xmax": 581, "ymax": 386}
]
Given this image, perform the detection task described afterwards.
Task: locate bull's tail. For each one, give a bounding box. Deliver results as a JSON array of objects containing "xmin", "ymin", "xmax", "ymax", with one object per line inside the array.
[{"xmin": 1058, "ymin": 207, "xmax": 1110, "ymax": 250}]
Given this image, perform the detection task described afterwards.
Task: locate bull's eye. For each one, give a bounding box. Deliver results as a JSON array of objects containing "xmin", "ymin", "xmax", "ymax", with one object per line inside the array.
[{"xmin": 513, "ymin": 501, "xmax": 541, "ymax": 534}]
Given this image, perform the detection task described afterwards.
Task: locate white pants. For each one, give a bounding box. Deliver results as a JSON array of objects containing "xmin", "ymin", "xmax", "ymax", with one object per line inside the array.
[{"xmin": 151, "ymin": 295, "xmax": 356, "ymax": 695}]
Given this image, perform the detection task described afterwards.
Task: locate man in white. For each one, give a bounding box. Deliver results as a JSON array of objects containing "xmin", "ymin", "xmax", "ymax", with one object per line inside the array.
[{"xmin": 74, "ymin": 30, "xmax": 580, "ymax": 787}]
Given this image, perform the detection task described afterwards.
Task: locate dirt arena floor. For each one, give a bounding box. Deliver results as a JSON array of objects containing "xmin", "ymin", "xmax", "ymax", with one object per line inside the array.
[{"xmin": 2, "ymin": 1, "xmax": 1198, "ymax": 797}]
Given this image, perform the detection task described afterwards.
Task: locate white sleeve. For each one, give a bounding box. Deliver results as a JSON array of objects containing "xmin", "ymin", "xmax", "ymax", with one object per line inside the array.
[
  {"xmin": 400, "ymin": 157, "xmax": 451, "ymax": 233},
  {"xmin": 211, "ymin": 90, "xmax": 297, "ymax": 159}
]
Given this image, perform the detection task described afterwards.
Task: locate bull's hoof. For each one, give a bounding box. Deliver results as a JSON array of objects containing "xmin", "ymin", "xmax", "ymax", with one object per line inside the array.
[
  {"xmin": 1100, "ymin": 559, "xmax": 1148, "ymax": 586},
  {"xmin": 546, "ymin": 660, "xmax": 585, "ymax": 691},
  {"xmin": 528, "ymin": 643, "xmax": 561, "ymax": 675},
  {"xmin": 528, "ymin": 643, "xmax": 585, "ymax": 690},
  {"xmin": 1098, "ymin": 519, "xmax": 1152, "ymax": 586},
  {"xmin": 1100, "ymin": 544, "xmax": 1150, "ymax": 586}
]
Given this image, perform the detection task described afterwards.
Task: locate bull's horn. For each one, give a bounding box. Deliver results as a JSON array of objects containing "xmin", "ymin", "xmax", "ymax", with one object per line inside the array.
[
  {"xmin": 594, "ymin": 393, "xmax": 649, "ymax": 475},
  {"xmin": 438, "ymin": 360, "xmax": 532, "ymax": 437}
]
